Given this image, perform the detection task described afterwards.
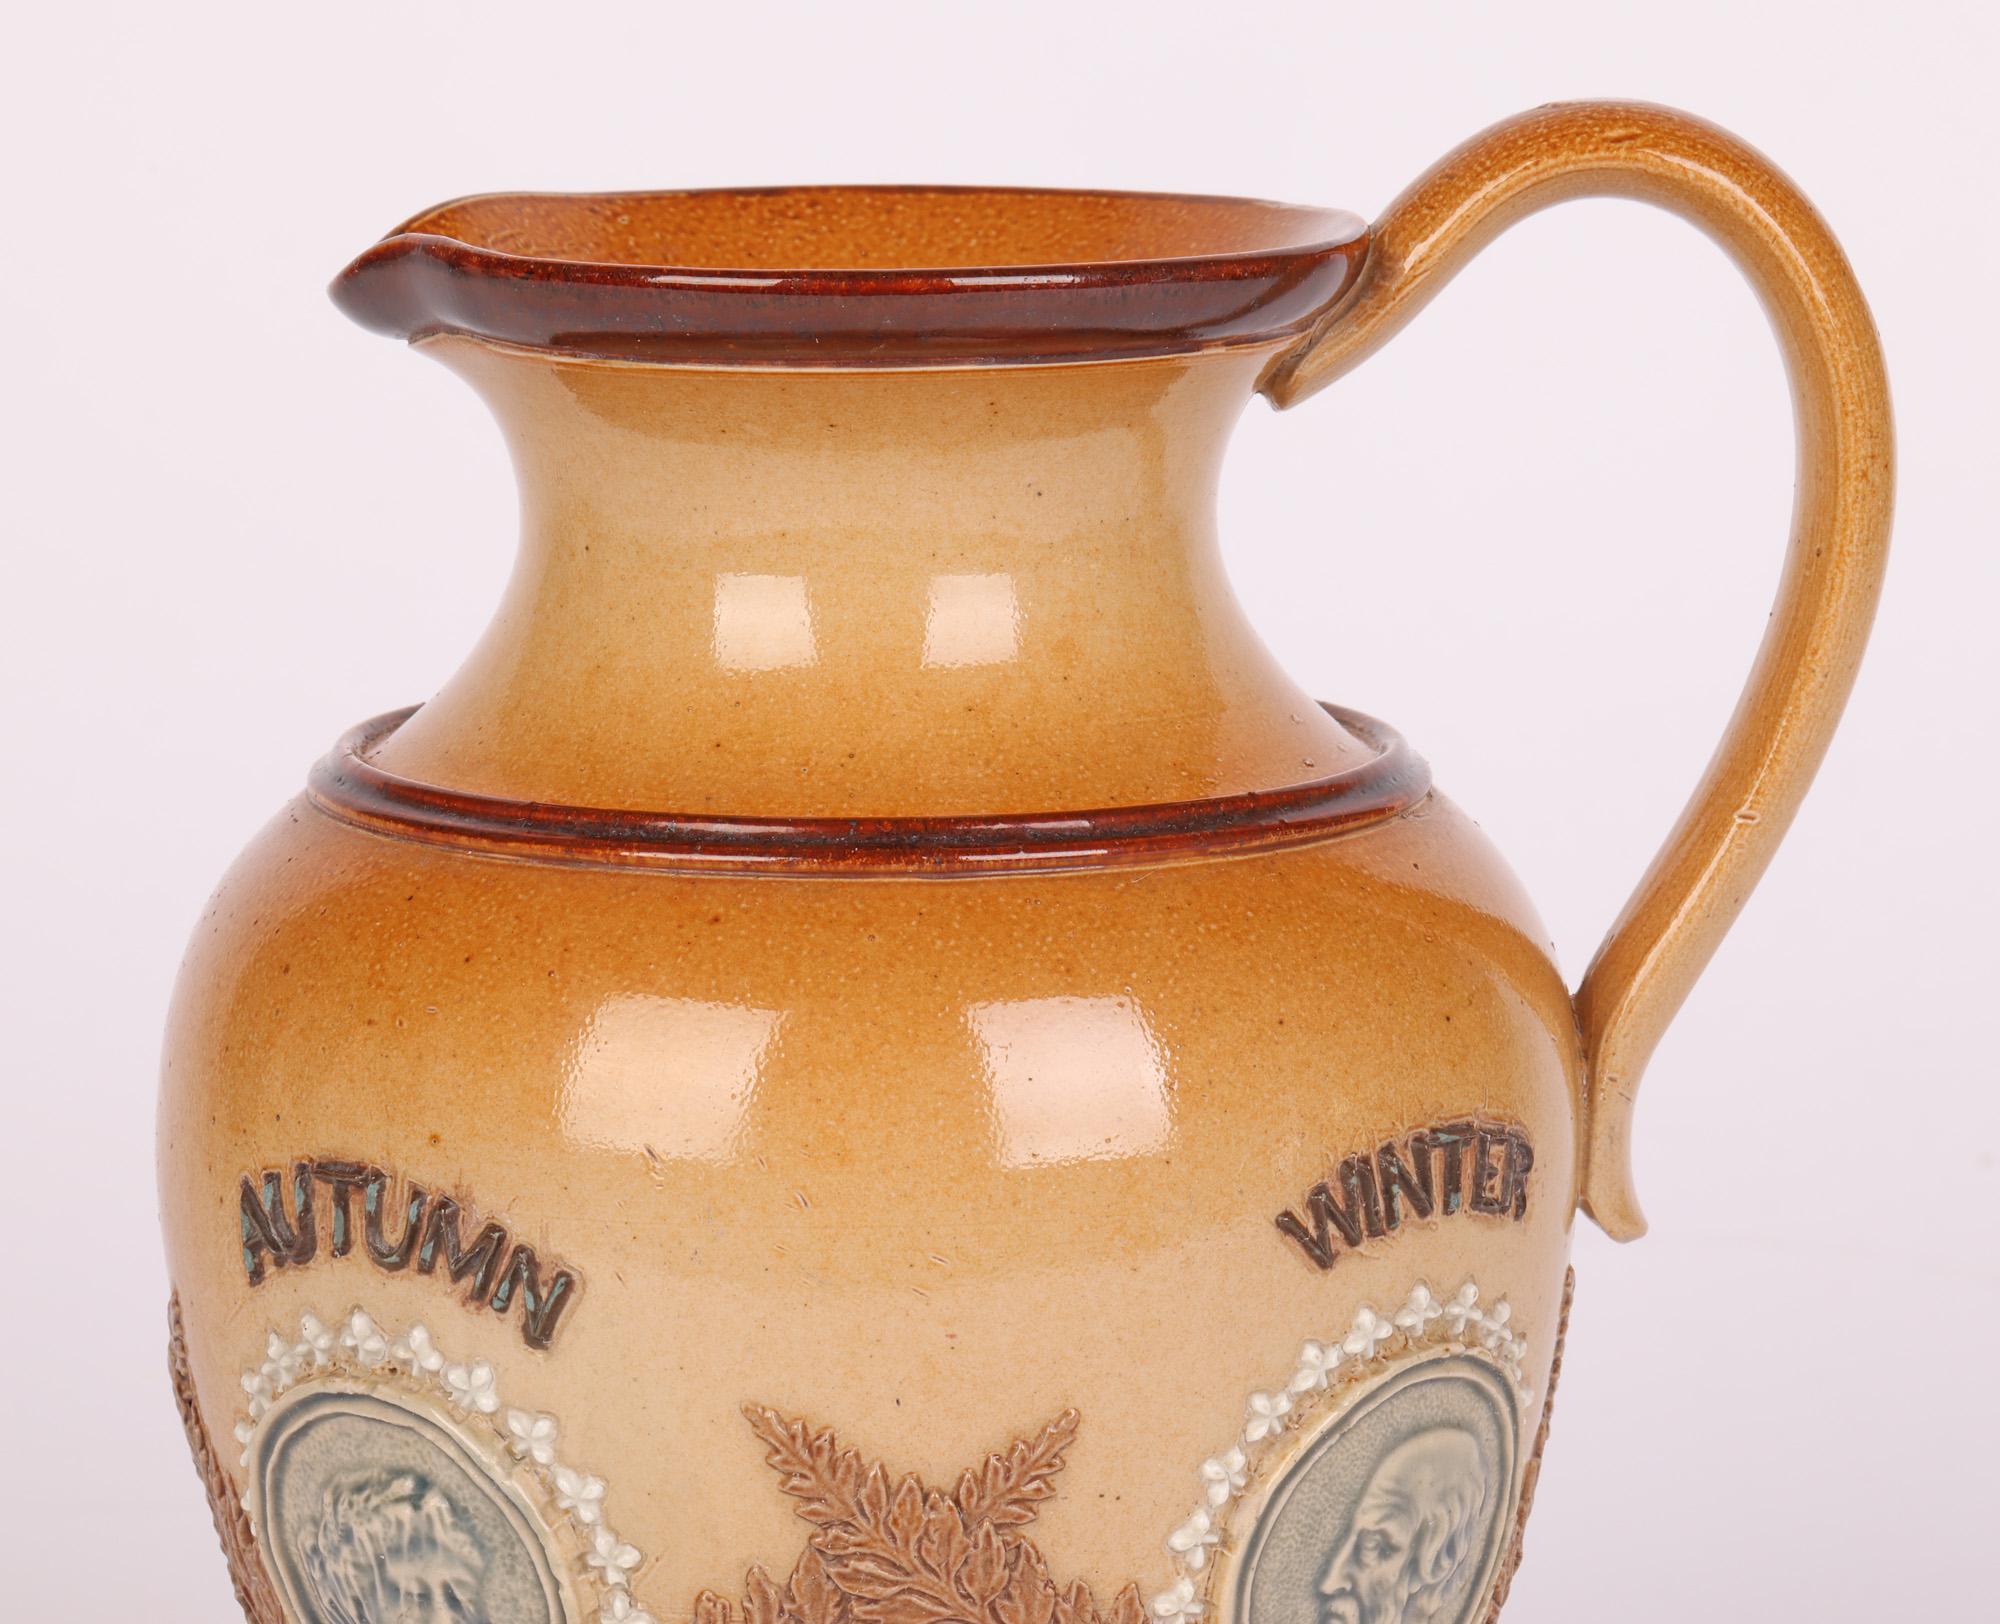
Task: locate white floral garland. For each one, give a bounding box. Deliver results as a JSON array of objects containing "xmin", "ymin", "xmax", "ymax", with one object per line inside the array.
[
  {"xmin": 235, "ymin": 1285, "xmax": 1525, "ymax": 1624},
  {"xmin": 237, "ymin": 1305, "xmax": 655, "ymax": 1624},
  {"xmin": 1149, "ymin": 1280, "xmax": 1529, "ymax": 1624}
]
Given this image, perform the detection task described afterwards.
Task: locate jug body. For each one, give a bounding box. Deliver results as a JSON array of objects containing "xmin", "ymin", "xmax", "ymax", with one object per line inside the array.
[
  {"xmin": 162, "ymin": 760, "xmax": 1581, "ymax": 1624},
  {"xmin": 161, "ymin": 104, "xmax": 1891, "ymax": 1624}
]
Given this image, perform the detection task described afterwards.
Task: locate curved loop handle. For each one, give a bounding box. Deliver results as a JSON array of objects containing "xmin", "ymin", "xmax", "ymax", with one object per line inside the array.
[{"xmin": 1266, "ymin": 102, "xmax": 1893, "ymax": 1240}]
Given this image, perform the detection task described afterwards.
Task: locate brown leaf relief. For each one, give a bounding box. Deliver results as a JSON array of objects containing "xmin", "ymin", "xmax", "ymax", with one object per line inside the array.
[
  {"xmin": 955, "ymin": 1408, "xmax": 1080, "ymax": 1532},
  {"xmin": 1480, "ymin": 1266, "xmax": 1575, "ymax": 1624},
  {"xmin": 178, "ymin": 1293, "xmax": 1563, "ymax": 1624},
  {"xmin": 791, "ymin": 1547, "xmax": 852, "ymax": 1624},
  {"xmin": 167, "ymin": 1295, "xmax": 286, "ymax": 1624},
  {"xmin": 745, "ymin": 1565, "xmax": 789, "ymax": 1624},
  {"xmin": 728, "ymin": 1402, "xmax": 1144, "ymax": 1624}
]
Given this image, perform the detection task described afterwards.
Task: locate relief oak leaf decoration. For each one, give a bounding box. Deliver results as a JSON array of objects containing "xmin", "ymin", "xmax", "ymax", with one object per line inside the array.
[{"xmin": 716, "ymin": 1403, "xmax": 1145, "ymax": 1624}]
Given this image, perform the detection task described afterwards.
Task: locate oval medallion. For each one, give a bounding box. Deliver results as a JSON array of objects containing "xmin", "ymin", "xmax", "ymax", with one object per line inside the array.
[
  {"xmin": 247, "ymin": 1382, "xmax": 570, "ymax": 1623},
  {"xmin": 1228, "ymin": 1352, "xmax": 1521, "ymax": 1624}
]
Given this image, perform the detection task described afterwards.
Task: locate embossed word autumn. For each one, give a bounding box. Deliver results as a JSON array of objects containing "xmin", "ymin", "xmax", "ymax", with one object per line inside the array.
[
  {"xmin": 237, "ymin": 1158, "xmax": 580, "ymax": 1350},
  {"xmin": 1275, "ymin": 1119, "xmax": 1535, "ymax": 1270}
]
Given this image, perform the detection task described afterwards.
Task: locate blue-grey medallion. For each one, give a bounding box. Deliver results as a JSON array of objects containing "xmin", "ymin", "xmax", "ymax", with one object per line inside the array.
[
  {"xmin": 1232, "ymin": 1354, "xmax": 1520, "ymax": 1624},
  {"xmin": 248, "ymin": 1386, "xmax": 568, "ymax": 1623}
]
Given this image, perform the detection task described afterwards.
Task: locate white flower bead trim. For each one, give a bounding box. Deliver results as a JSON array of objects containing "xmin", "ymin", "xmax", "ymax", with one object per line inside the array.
[
  {"xmin": 1198, "ymin": 1447, "xmax": 1246, "ymax": 1508},
  {"xmin": 237, "ymin": 1304, "xmax": 649, "ymax": 1615},
  {"xmin": 1166, "ymin": 1507, "xmax": 1221, "ymax": 1570},
  {"xmin": 443, "ymin": 1359, "xmax": 501, "ymax": 1415},
  {"xmin": 1441, "ymin": 1283, "xmax": 1483, "ymax": 1338},
  {"xmin": 588, "ymin": 1525, "xmax": 643, "ymax": 1587},
  {"xmin": 297, "ymin": 1312, "xmax": 337, "ymax": 1368},
  {"xmin": 556, "ymin": 1465, "xmax": 608, "ymax": 1525},
  {"xmin": 1340, "ymin": 1306, "xmax": 1398, "ymax": 1361},
  {"xmin": 1156, "ymin": 1281, "xmax": 1529, "ymax": 1611},
  {"xmin": 507, "ymin": 1410, "xmax": 562, "ymax": 1467},
  {"xmin": 392, "ymin": 1322, "xmax": 446, "ymax": 1375},
  {"xmin": 240, "ymin": 1367, "xmax": 273, "ymax": 1423},
  {"xmin": 261, "ymin": 1330, "xmax": 308, "ymax": 1390},
  {"xmin": 340, "ymin": 1309, "xmax": 390, "ymax": 1368},
  {"xmin": 1241, "ymin": 1389, "xmax": 1292, "ymax": 1443},
  {"xmin": 1393, "ymin": 1283, "xmax": 1443, "ymax": 1340},
  {"xmin": 1150, "ymin": 1575, "xmax": 1203, "ymax": 1624},
  {"xmin": 1288, "ymin": 1341, "xmax": 1339, "ymax": 1395}
]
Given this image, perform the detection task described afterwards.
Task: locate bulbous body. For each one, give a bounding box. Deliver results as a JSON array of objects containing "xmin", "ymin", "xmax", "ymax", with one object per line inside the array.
[
  {"xmin": 162, "ymin": 759, "xmax": 1580, "ymax": 1618},
  {"xmin": 161, "ymin": 106, "xmax": 1890, "ymax": 1624}
]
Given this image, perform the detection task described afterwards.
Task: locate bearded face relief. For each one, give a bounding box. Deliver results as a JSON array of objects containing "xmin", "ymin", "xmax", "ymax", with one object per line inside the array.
[
  {"xmin": 301, "ymin": 1470, "xmax": 487, "ymax": 1623},
  {"xmin": 245, "ymin": 1387, "xmax": 568, "ymax": 1624},
  {"xmin": 1232, "ymin": 1357, "xmax": 1521, "ymax": 1624}
]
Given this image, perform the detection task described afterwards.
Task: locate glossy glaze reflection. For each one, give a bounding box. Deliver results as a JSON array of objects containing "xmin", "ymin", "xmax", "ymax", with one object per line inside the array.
[
  {"xmin": 331, "ymin": 185, "xmax": 1371, "ymax": 364},
  {"xmin": 163, "ymin": 105, "xmax": 1891, "ymax": 1624},
  {"xmin": 363, "ymin": 343, "xmax": 1376, "ymax": 818},
  {"xmin": 164, "ymin": 779, "xmax": 1579, "ymax": 1603}
]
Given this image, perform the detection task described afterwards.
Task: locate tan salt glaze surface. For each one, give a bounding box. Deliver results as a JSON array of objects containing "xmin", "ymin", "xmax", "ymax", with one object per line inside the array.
[{"xmin": 161, "ymin": 103, "xmax": 1890, "ymax": 1624}]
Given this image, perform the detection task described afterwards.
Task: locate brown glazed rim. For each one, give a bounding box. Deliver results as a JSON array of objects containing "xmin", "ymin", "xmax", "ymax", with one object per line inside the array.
[
  {"xmin": 307, "ymin": 704, "xmax": 1429, "ymax": 876},
  {"xmin": 330, "ymin": 184, "xmax": 1370, "ymax": 365}
]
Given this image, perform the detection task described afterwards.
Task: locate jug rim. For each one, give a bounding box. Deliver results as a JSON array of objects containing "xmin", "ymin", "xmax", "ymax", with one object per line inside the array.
[{"xmin": 330, "ymin": 184, "xmax": 1370, "ymax": 367}]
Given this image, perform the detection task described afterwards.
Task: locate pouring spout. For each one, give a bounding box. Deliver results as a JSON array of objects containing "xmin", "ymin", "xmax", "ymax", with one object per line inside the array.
[{"xmin": 330, "ymin": 184, "xmax": 1368, "ymax": 367}]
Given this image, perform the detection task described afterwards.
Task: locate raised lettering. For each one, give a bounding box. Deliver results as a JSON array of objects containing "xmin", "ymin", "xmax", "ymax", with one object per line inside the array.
[
  {"xmin": 1468, "ymin": 1123, "xmax": 1510, "ymax": 1215},
  {"xmin": 1375, "ymin": 1140, "xmax": 1435, "ymax": 1228},
  {"xmin": 488, "ymin": 1245, "xmax": 581, "ymax": 1351},
  {"xmin": 1276, "ymin": 1117, "xmax": 1535, "ymax": 1269},
  {"xmin": 1274, "ymin": 1157, "xmax": 1375, "ymax": 1270},
  {"xmin": 364, "ymin": 1172, "xmax": 425, "ymax": 1270},
  {"xmin": 313, "ymin": 1160, "xmax": 373, "ymax": 1259},
  {"xmin": 418, "ymin": 1197, "xmax": 509, "ymax": 1302}
]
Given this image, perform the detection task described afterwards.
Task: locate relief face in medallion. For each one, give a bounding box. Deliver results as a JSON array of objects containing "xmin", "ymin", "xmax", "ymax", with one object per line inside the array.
[
  {"xmin": 1232, "ymin": 1356, "xmax": 1520, "ymax": 1624},
  {"xmin": 247, "ymin": 1387, "xmax": 566, "ymax": 1624}
]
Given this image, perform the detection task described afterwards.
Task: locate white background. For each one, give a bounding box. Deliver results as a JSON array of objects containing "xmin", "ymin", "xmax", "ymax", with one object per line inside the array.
[{"xmin": 4, "ymin": 2, "xmax": 1996, "ymax": 1615}]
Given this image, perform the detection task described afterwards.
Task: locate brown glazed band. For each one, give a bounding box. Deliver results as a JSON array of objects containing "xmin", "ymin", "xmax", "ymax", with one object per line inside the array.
[
  {"xmin": 330, "ymin": 186, "xmax": 1369, "ymax": 365},
  {"xmin": 307, "ymin": 705, "xmax": 1430, "ymax": 876}
]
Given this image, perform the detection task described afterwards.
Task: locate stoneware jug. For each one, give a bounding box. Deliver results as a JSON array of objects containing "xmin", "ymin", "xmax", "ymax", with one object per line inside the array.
[{"xmin": 162, "ymin": 102, "xmax": 1892, "ymax": 1624}]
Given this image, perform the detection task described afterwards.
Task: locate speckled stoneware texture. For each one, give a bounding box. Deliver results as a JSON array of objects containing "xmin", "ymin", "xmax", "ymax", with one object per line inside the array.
[{"xmin": 162, "ymin": 102, "xmax": 1890, "ymax": 1624}]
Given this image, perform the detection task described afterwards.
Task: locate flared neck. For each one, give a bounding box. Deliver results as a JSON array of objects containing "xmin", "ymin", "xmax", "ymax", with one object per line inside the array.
[{"xmin": 364, "ymin": 338, "xmax": 1370, "ymax": 818}]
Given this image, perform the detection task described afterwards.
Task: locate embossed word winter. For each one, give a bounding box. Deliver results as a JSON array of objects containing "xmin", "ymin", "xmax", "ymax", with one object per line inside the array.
[
  {"xmin": 1275, "ymin": 1119, "xmax": 1535, "ymax": 1270},
  {"xmin": 236, "ymin": 1158, "xmax": 580, "ymax": 1349}
]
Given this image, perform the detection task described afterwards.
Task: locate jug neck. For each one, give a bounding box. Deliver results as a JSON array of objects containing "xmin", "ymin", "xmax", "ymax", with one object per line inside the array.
[{"xmin": 367, "ymin": 337, "xmax": 1368, "ymax": 817}]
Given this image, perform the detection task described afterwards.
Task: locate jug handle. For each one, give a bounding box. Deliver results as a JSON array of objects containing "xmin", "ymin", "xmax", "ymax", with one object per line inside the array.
[{"xmin": 1263, "ymin": 102, "xmax": 1892, "ymax": 1241}]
